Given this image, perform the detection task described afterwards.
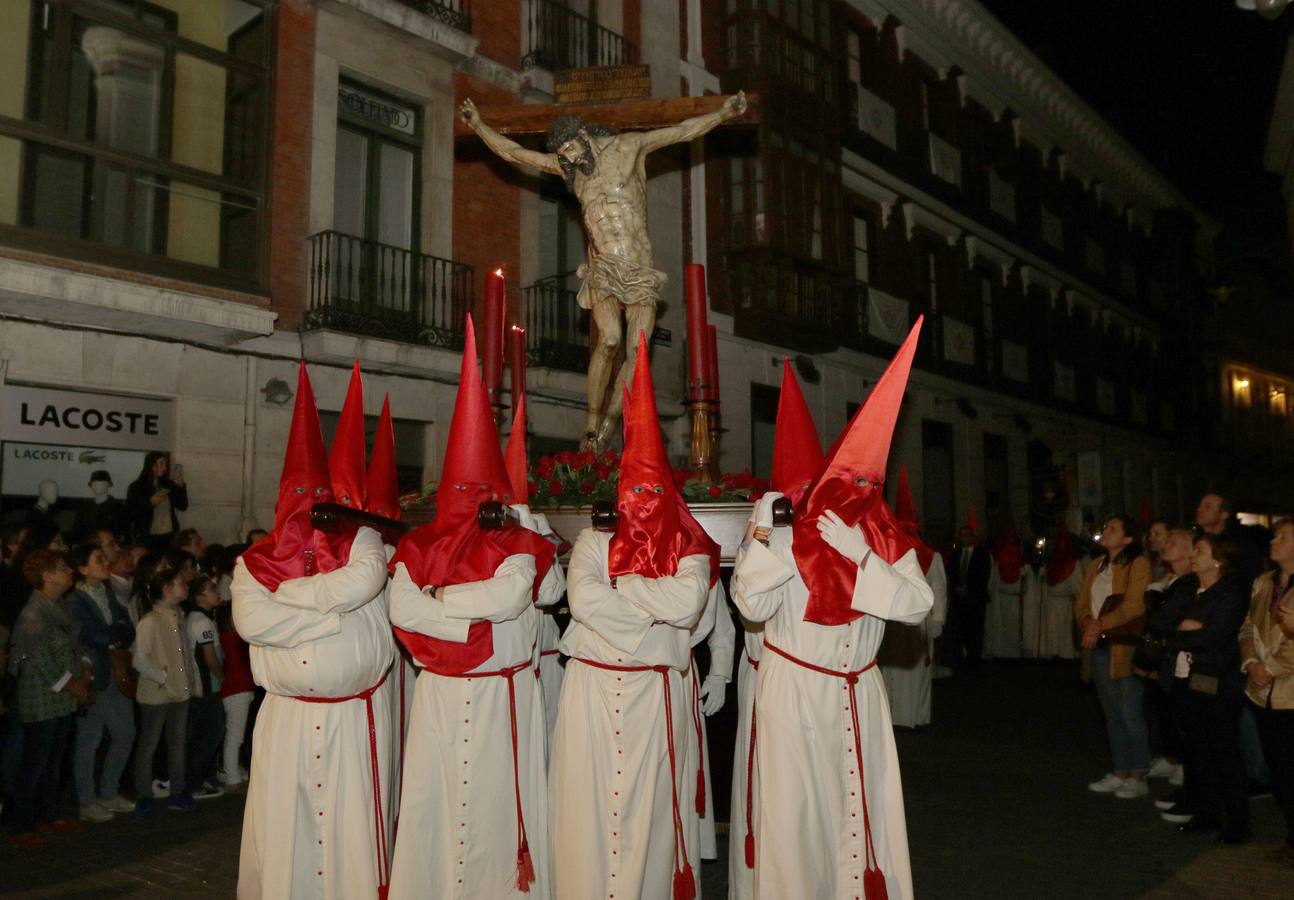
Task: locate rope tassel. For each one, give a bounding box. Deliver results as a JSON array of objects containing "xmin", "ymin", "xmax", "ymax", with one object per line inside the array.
[
  {"xmin": 515, "ymin": 840, "xmax": 535, "ymax": 893},
  {"xmin": 744, "ymin": 832, "xmax": 756, "ymax": 869},
  {"xmin": 695, "ymin": 768, "xmax": 706, "ymax": 816},
  {"xmin": 864, "ymin": 865, "xmax": 888, "ymax": 900},
  {"xmin": 673, "ymin": 862, "xmax": 697, "ymax": 900}
]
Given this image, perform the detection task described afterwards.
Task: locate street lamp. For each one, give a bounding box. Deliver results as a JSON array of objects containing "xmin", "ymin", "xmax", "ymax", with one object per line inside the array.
[{"xmin": 1236, "ymin": 0, "xmax": 1290, "ymax": 20}]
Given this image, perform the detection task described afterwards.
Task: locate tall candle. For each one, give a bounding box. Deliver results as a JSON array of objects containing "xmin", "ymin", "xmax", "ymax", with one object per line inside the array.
[
  {"xmin": 706, "ymin": 324, "xmax": 720, "ymax": 403},
  {"xmin": 685, "ymin": 263, "xmax": 709, "ymax": 402},
  {"xmin": 509, "ymin": 324, "xmax": 527, "ymax": 410},
  {"xmin": 483, "ymin": 269, "xmax": 506, "ymax": 405}
]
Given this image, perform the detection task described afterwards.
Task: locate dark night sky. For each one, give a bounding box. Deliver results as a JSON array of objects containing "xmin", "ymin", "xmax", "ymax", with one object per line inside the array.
[{"xmin": 979, "ymin": 0, "xmax": 1290, "ymax": 282}]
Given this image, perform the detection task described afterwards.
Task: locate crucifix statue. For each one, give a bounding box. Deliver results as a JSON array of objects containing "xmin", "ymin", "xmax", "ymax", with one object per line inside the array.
[{"xmin": 460, "ymin": 90, "xmax": 749, "ymax": 451}]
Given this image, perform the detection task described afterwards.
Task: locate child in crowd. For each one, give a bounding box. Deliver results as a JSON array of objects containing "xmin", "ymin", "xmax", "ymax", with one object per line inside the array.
[{"xmin": 185, "ymin": 576, "xmax": 225, "ymax": 799}]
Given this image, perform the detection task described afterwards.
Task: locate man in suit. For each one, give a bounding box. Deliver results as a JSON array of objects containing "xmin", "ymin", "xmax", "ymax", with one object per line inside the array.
[{"xmin": 947, "ymin": 522, "xmax": 993, "ymax": 671}]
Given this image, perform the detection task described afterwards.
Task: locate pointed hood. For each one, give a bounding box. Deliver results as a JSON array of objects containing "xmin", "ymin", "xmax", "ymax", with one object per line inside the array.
[
  {"xmin": 330, "ymin": 361, "xmax": 367, "ymax": 510},
  {"xmin": 504, "ymin": 392, "xmax": 530, "ymax": 504},
  {"xmin": 241, "ymin": 362, "xmax": 352, "ymax": 590},
  {"xmin": 893, "ymin": 465, "xmax": 935, "ymax": 573},
  {"xmin": 608, "ymin": 331, "xmax": 719, "ymax": 586},
  {"xmin": 771, "ymin": 357, "xmax": 824, "ymax": 508},
  {"xmin": 992, "ymin": 516, "xmax": 1023, "ymax": 584},
  {"xmin": 1046, "ymin": 526, "xmax": 1077, "ymax": 586},
  {"xmin": 366, "ymin": 394, "xmax": 400, "ymax": 520},
  {"xmin": 392, "ymin": 316, "xmax": 554, "ymax": 674},
  {"xmin": 794, "ymin": 318, "xmax": 923, "ymax": 626}
]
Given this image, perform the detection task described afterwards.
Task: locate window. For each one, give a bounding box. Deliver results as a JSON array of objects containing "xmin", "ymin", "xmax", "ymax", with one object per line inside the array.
[
  {"xmin": 847, "ymin": 27, "xmax": 862, "ymax": 85},
  {"xmin": 3, "ymin": 0, "xmax": 272, "ymax": 287},
  {"xmin": 920, "ymin": 81, "xmax": 931, "ymax": 131},
  {"xmin": 852, "ymin": 211, "xmax": 870, "ymax": 282},
  {"xmin": 751, "ymin": 382, "xmax": 780, "ymax": 479},
  {"xmin": 920, "ymin": 245, "xmax": 939, "ymax": 311},
  {"xmin": 980, "ymin": 275, "xmax": 995, "ymax": 371}
]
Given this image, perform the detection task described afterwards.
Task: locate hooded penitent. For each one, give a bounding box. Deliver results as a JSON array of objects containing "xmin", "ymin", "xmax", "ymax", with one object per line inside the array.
[
  {"xmin": 504, "ymin": 392, "xmax": 530, "ymax": 505},
  {"xmin": 331, "ymin": 361, "xmax": 368, "ymax": 510},
  {"xmin": 992, "ymin": 517, "xmax": 1023, "ymax": 584},
  {"xmin": 366, "ymin": 395, "xmax": 401, "ymax": 521},
  {"xmin": 771, "ymin": 357, "xmax": 824, "ymax": 509},
  {"xmin": 892, "ymin": 465, "xmax": 935, "ymax": 574},
  {"xmin": 242, "ymin": 362, "xmax": 354, "ymax": 591},
  {"xmin": 607, "ymin": 332, "xmax": 719, "ymax": 587},
  {"xmin": 391, "ymin": 317, "xmax": 555, "ymax": 675},
  {"xmin": 1045, "ymin": 526, "xmax": 1077, "ymax": 587},
  {"xmin": 793, "ymin": 318, "xmax": 923, "ymax": 627}
]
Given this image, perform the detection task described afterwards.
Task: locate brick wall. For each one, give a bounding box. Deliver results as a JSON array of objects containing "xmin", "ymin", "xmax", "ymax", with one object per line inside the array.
[
  {"xmin": 474, "ymin": 0, "xmax": 521, "ymax": 70},
  {"xmin": 267, "ymin": 0, "xmax": 316, "ymax": 329},
  {"xmin": 453, "ymin": 72, "xmax": 523, "ymax": 324}
]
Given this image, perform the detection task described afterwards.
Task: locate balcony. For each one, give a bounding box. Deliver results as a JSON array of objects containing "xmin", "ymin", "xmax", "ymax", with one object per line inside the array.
[
  {"xmin": 306, "ymin": 231, "xmax": 471, "ymax": 350},
  {"xmin": 521, "ymin": 274, "xmax": 589, "ymax": 373},
  {"xmin": 727, "ymin": 249, "xmax": 838, "ymax": 353},
  {"xmin": 522, "ymin": 0, "xmax": 636, "ymax": 70},
  {"xmin": 393, "ymin": 0, "xmax": 471, "ymax": 32}
]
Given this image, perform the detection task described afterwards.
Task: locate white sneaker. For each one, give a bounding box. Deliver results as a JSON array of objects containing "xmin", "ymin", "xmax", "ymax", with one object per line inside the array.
[
  {"xmin": 1168, "ymin": 764, "xmax": 1184, "ymax": 786},
  {"xmin": 99, "ymin": 795, "xmax": 134, "ymax": 813},
  {"xmin": 218, "ymin": 767, "xmax": 249, "ymax": 786},
  {"xmin": 151, "ymin": 779, "xmax": 170, "ymax": 796},
  {"xmin": 1115, "ymin": 778, "xmax": 1149, "ymax": 799},
  {"xmin": 1147, "ymin": 758, "xmax": 1177, "ymax": 779},
  {"xmin": 1088, "ymin": 773, "xmax": 1127, "ymax": 794},
  {"xmin": 79, "ymin": 802, "xmax": 113, "ymax": 823}
]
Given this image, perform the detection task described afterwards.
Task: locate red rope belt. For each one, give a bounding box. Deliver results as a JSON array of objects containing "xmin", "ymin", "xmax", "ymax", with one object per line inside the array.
[
  {"xmin": 572, "ymin": 657, "xmax": 697, "ymax": 900},
  {"xmin": 536, "ymin": 648, "xmax": 561, "ymax": 679},
  {"xmin": 436, "ymin": 659, "xmax": 538, "ymax": 893},
  {"xmin": 763, "ymin": 641, "xmax": 888, "ymax": 899},
  {"xmin": 744, "ymin": 654, "xmax": 759, "ymax": 869},
  {"xmin": 291, "ymin": 667, "xmax": 391, "ymax": 899},
  {"xmin": 688, "ymin": 653, "xmax": 706, "ymax": 817}
]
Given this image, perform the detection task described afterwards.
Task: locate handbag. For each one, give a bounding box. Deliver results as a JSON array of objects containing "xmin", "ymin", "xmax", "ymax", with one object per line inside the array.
[
  {"xmin": 1098, "ymin": 592, "xmax": 1145, "ymax": 645},
  {"xmin": 1131, "ymin": 633, "xmax": 1166, "ymax": 672},
  {"xmin": 110, "ymin": 648, "xmax": 138, "ymax": 699}
]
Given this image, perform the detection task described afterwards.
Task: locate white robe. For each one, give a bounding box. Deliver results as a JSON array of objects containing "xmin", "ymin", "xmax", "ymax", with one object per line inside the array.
[
  {"xmin": 232, "ymin": 527, "xmax": 396, "ymax": 900},
  {"xmin": 880, "ymin": 553, "xmax": 947, "ymax": 729},
  {"xmin": 983, "ymin": 561, "xmax": 1024, "ymax": 659},
  {"xmin": 732, "ymin": 530, "xmax": 933, "ymax": 900},
  {"xmin": 537, "ymin": 609, "xmax": 564, "ymax": 763},
  {"xmin": 685, "ymin": 579, "xmax": 736, "ymax": 860},
  {"xmin": 551, "ymin": 529, "xmax": 710, "ymax": 900},
  {"xmin": 1019, "ymin": 567, "xmax": 1043, "ymax": 658},
  {"xmin": 727, "ymin": 620, "xmax": 764, "ymax": 900},
  {"xmin": 386, "ymin": 552, "xmax": 564, "ymax": 900},
  {"xmin": 1039, "ymin": 565, "xmax": 1083, "ymax": 659}
]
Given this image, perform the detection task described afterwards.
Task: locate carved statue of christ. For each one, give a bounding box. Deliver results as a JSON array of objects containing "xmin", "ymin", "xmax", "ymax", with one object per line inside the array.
[{"xmin": 460, "ymin": 91, "xmax": 748, "ymax": 451}]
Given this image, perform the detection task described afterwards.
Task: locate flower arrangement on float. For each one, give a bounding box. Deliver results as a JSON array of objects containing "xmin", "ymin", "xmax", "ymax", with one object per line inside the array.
[{"xmin": 524, "ymin": 450, "xmax": 767, "ymax": 508}]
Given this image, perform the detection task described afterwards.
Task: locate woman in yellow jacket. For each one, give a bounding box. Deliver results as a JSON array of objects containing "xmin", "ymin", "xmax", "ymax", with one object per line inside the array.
[
  {"xmin": 1240, "ymin": 518, "xmax": 1294, "ymax": 865},
  {"xmin": 1075, "ymin": 514, "xmax": 1152, "ymax": 799}
]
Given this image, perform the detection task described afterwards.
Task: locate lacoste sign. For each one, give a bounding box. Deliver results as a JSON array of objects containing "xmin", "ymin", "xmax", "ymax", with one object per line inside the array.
[{"xmin": 1, "ymin": 384, "xmax": 173, "ymax": 451}]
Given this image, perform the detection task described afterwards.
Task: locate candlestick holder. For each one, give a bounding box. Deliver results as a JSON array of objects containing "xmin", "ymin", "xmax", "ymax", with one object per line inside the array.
[
  {"xmin": 707, "ymin": 402, "xmax": 722, "ymax": 483},
  {"xmin": 689, "ymin": 398, "xmax": 713, "ymax": 483}
]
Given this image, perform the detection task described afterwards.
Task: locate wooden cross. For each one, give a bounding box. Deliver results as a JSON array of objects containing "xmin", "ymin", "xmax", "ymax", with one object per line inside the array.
[{"xmin": 452, "ymin": 92, "xmax": 760, "ymax": 139}]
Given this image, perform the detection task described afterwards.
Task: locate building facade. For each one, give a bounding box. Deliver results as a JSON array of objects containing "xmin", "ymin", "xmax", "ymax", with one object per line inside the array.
[{"xmin": 0, "ymin": 0, "xmax": 1287, "ymax": 546}]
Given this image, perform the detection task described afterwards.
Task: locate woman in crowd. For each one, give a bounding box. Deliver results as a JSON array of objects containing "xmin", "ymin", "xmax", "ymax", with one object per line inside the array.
[
  {"xmin": 1168, "ymin": 534, "xmax": 1250, "ymax": 842},
  {"xmin": 1240, "ymin": 518, "xmax": 1294, "ymax": 863},
  {"xmin": 9, "ymin": 550, "xmax": 89, "ymax": 848},
  {"xmin": 64, "ymin": 543, "xmax": 136, "ymax": 823},
  {"xmin": 1078, "ymin": 514, "xmax": 1152, "ymax": 799},
  {"xmin": 132, "ymin": 568, "xmax": 198, "ymax": 814},
  {"xmin": 126, "ymin": 452, "xmax": 188, "ymax": 550},
  {"xmin": 184, "ymin": 576, "xmax": 225, "ymax": 800}
]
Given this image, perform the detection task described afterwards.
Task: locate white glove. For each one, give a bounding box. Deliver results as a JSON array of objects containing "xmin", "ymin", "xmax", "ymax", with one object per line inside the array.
[
  {"xmin": 700, "ymin": 674, "xmax": 727, "ymax": 716},
  {"xmin": 510, "ymin": 503, "xmax": 538, "ymax": 533},
  {"xmin": 531, "ymin": 512, "xmax": 555, "ymax": 538},
  {"xmin": 817, "ymin": 509, "xmax": 871, "ymax": 565},
  {"xmin": 751, "ymin": 491, "xmax": 784, "ymax": 531}
]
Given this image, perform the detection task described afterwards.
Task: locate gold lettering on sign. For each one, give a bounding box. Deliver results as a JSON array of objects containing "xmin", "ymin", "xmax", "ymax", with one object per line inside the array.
[{"xmin": 554, "ymin": 65, "xmax": 652, "ymax": 105}]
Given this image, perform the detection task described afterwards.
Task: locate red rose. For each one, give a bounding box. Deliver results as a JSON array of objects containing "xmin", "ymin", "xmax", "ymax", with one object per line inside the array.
[
  {"xmin": 708, "ymin": 485, "xmax": 722, "ymax": 498},
  {"xmin": 595, "ymin": 465, "xmax": 611, "ymax": 480},
  {"xmin": 537, "ymin": 457, "xmax": 555, "ymax": 478},
  {"xmin": 602, "ymin": 451, "xmax": 617, "ymax": 464},
  {"xmin": 581, "ymin": 451, "xmax": 597, "ymax": 466},
  {"xmin": 528, "ymin": 482, "xmax": 539, "ymax": 498},
  {"xmin": 547, "ymin": 480, "xmax": 563, "ymax": 495},
  {"xmin": 579, "ymin": 481, "xmax": 595, "ymax": 495}
]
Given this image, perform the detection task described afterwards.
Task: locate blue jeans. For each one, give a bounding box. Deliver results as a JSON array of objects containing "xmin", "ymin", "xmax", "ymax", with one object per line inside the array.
[
  {"xmin": 74, "ymin": 681, "xmax": 136, "ymax": 805},
  {"xmin": 1091, "ymin": 644, "xmax": 1151, "ymax": 773}
]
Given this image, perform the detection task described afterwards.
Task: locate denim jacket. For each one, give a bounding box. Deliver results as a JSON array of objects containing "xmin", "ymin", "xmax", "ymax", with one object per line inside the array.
[{"xmin": 63, "ymin": 583, "xmax": 135, "ymax": 691}]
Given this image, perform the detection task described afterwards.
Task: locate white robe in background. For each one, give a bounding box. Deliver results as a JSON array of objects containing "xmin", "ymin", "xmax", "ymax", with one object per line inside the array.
[
  {"xmin": 983, "ymin": 561, "xmax": 1023, "ymax": 659},
  {"xmin": 537, "ymin": 608, "xmax": 564, "ymax": 762},
  {"xmin": 1019, "ymin": 567, "xmax": 1043, "ymax": 658},
  {"xmin": 732, "ymin": 529, "xmax": 932, "ymax": 900},
  {"xmin": 551, "ymin": 529, "xmax": 710, "ymax": 900},
  {"xmin": 727, "ymin": 620, "xmax": 764, "ymax": 900},
  {"xmin": 685, "ymin": 579, "xmax": 736, "ymax": 860},
  {"xmin": 1039, "ymin": 565, "xmax": 1083, "ymax": 659},
  {"xmin": 232, "ymin": 527, "xmax": 396, "ymax": 900},
  {"xmin": 386, "ymin": 552, "xmax": 564, "ymax": 900},
  {"xmin": 880, "ymin": 553, "xmax": 947, "ymax": 729}
]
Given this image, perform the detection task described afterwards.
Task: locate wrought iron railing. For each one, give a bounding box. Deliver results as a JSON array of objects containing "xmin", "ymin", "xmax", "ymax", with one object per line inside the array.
[
  {"xmin": 522, "ymin": 0, "xmax": 636, "ymax": 70},
  {"xmin": 394, "ymin": 0, "xmax": 471, "ymax": 32},
  {"xmin": 521, "ymin": 274, "xmax": 589, "ymax": 372},
  {"xmin": 306, "ymin": 231, "xmax": 471, "ymax": 350}
]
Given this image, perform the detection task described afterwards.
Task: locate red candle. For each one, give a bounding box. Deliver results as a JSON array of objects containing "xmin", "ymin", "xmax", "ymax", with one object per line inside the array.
[
  {"xmin": 509, "ymin": 324, "xmax": 527, "ymax": 409},
  {"xmin": 685, "ymin": 264, "xmax": 709, "ymax": 402},
  {"xmin": 483, "ymin": 269, "xmax": 506, "ymax": 405},
  {"xmin": 706, "ymin": 324, "xmax": 720, "ymax": 403}
]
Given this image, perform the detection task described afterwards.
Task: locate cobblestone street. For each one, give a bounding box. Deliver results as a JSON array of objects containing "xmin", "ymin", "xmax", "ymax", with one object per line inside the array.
[{"xmin": 3, "ymin": 661, "xmax": 1290, "ymax": 898}]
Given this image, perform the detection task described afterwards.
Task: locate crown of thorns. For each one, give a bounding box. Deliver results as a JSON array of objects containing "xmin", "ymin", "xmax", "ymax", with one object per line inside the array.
[{"xmin": 546, "ymin": 115, "xmax": 614, "ymax": 152}]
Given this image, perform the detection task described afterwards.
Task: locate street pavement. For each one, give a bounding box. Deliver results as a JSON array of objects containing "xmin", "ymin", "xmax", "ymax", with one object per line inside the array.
[{"xmin": 3, "ymin": 660, "xmax": 1291, "ymax": 898}]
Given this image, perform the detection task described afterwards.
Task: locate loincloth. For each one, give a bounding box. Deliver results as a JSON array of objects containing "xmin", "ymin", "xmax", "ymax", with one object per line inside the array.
[{"xmin": 576, "ymin": 254, "xmax": 667, "ymax": 310}]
